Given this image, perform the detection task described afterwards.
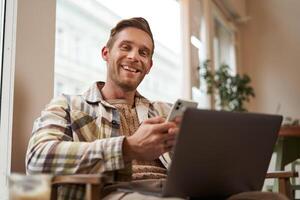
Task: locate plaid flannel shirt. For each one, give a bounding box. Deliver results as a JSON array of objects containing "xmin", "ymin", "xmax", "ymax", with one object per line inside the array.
[{"xmin": 26, "ymin": 82, "xmax": 171, "ymax": 199}]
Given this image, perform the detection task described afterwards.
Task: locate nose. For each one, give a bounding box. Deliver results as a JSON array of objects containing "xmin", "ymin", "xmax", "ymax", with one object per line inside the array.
[{"xmin": 127, "ymin": 49, "xmax": 139, "ymax": 61}]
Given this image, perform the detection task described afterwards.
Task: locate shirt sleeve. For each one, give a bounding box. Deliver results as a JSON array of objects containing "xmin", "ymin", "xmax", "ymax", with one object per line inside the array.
[{"xmin": 25, "ymin": 95, "xmax": 127, "ymax": 175}]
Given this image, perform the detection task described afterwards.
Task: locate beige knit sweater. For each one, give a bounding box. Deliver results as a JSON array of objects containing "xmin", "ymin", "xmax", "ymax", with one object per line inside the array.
[{"xmin": 108, "ymin": 99, "xmax": 167, "ymax": 180}]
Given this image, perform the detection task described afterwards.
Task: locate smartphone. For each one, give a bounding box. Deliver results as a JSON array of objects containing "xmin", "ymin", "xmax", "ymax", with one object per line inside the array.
[
  {"xmin": 166, "ymin": 99, "xmax": 198, "ymax": 122},
  {"xmin": 160, "ymin": 99, "xmax": 198, "ymax": 169}
]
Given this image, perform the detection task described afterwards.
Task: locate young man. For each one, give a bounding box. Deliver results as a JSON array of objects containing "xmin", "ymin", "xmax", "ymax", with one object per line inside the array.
[{"xmin": 26, "ymin": 17, "xmax": 287, "ymax": 200}]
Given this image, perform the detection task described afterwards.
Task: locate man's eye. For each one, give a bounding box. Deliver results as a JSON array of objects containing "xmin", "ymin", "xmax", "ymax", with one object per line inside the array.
[
  {"xmin": 139, "ymin": 50, "xmax": 148, "ymax": 57},
  {"xmin": 120, "ymin": 45, "xmax": 130, "ymax": 50}
]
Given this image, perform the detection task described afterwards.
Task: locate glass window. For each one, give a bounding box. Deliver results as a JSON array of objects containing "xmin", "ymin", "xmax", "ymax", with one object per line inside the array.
[
  {"xmin": 54, "ymin": 0, "xmax": 182, "ymax": 103},
  {"xmin": 191, "ymin": 9, "xmax": 211, "ymax": 109},
  {"xmin": 0, "ymin": 1, "xmax": 6, "ymax": 187},
  {"xmin": 0, "ymin": 0, "xmax": 4, "ymax": 110},
  {"xmin": 192, "ymin": 2, "xmax": 238, "ymax": 109},
  {"xmin": 213, "ymin": 17, "xmax": 236, "ymax": 74},
  {"xmin": 0, "ymin": 0, "xmax": 16, "ymax": 197}
]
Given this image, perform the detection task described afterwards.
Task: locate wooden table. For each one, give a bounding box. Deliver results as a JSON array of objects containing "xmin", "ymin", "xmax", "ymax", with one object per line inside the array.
[{"xmin": 279, "ymin": 126, "xmax": 300, "ymax": 137}]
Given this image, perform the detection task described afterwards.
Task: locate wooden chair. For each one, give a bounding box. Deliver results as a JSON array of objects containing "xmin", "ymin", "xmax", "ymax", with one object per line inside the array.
[
  {"xmin": 266, "ymin": 171, "xmax": 298, "ymax": 199},
  {"xmin": 51, "ymin": 174, "xmax": 104, "ymax": 200},
  {"xmin": 51, "ymin": 171, "xmax": 298, "ymax": 200},
  {"xmin": 274, "ymin": 126, "xmax": 300, "ymax": 197}
]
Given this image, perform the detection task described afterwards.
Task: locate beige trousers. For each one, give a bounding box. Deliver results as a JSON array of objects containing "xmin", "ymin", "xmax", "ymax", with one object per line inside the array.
[
  {"xmin": 103, "ymin": 191, "xmax": 288, "ymax": 200},
  {"xmin": 102, "ymin": 179, "xmax": 288, "ymax": 200}
]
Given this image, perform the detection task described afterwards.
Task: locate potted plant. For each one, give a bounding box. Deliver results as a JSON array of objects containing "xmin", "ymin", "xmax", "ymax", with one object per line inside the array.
[{"xmin": 200, "ymin": 60, "xmax": 255, "ymax": 112}]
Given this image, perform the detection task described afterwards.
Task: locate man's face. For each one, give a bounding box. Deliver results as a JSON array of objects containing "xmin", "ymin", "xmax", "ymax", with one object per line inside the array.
[{"xmin": 102, "ymin": 27, "xmax": 153, "ymax": 91}]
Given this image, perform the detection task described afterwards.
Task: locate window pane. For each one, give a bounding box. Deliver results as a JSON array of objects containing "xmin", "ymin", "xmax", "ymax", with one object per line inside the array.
[
  {"xmin": 0, "ymin": 0, "xmax": 4, "ymax": 193},
  {"xmin": 0, "ymin": 0, "xmax": 5, "ymax": 112},
  {"xmin": 55, "ymin": 0, "xmax": 182, "ymax": 102},
  {"xmin": 213, "ymin": 18, "xmax": 236, "ymax": 74},
  {"xmin": 0, "ymin": 0, "xmax": 14, "ymax": 199}
]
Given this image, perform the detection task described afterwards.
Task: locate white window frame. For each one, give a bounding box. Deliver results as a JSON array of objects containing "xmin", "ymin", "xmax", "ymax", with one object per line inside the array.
[
  {"xmin": 0, "ymin": 0, "xmax": 17, "ymax": 198},
  {"xmin": 211, "ymin": 2, "xmax": 237, "ymax": 74},
  {"xmin": 196, "ymin": 0, "xmax": 238, "ymax": 109}
]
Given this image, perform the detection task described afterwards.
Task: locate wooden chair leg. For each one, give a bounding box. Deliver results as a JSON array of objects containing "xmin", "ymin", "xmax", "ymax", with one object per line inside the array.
[
  {"xmin": 86, "ymin": 183, "xmax": 102, "ymax": 200},
  {"xmin": 51, "ymin": 184, "xmax": 58, "ymax": 200},
  {"xmin": 278, "ymin": 177, "xmax": 293, "ymax": 199},
  {"xmin": 92, "ymin": 184, "xmax": 102, "ymax": 200}
]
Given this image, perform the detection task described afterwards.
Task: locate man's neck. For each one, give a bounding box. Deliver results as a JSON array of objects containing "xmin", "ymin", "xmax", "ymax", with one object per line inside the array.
[{"xmin": 101, "ymin": 82, "xmax": 136, "ymax": 107}]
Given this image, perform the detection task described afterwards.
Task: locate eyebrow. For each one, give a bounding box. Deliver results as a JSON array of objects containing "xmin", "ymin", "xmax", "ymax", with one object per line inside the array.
[{"xmin": 120, "ymin": 40, "xmax": 151, "ymax": 54}]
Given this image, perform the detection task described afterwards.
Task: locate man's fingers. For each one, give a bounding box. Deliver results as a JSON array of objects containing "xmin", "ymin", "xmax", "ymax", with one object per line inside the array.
[
  {"xmin": 143, "ymin": 116, "xmax": 165, "ymax": 124},
  {"xmin": 164, "ymin": 133, "xmax": 176, "ymax": 141},
  {"xmin": 152, "ymin": 121, "xmax": 177, "ymax": 133},
  {"xmin": 154, "ymin": 132, "xmax": 176, "ymax": 145},
  {"xmin": 173, "ymin": 116, "xmax": 182, "ymax": 126},
  {"xmin": 162, "ymin": 138, "xmax": 176, "ymax": 153},
  {"xmin": 165, "ymin": 138, "xmax": 176, "ymax": 147},
  {"xmin": 165, "ymin": 146, "xmax": 174, "ymax": 153},
  {"xmin": 168, "ymin": 127, "xmax": 179, "ymax": 135},
  {"xmin": 161, "ymin": 134, "xmax": 177, "ymax": 151}
]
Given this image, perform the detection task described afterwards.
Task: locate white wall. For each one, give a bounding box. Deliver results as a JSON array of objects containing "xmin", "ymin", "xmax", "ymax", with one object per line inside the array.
[{"xmin": 240, "ymin": 0, "xmax": 300, "ymax": 119}]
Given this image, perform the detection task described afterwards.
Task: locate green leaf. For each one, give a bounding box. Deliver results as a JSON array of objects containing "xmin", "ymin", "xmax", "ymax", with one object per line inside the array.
[{"xmin": 199, "ymin": 60, "xmax": 255, "ymax": 112}]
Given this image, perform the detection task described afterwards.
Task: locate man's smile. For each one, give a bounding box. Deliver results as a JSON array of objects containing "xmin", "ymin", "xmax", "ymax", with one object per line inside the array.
[{"xmin": 120, "ymin": 64, "xmax": 141, "ymax": 74}]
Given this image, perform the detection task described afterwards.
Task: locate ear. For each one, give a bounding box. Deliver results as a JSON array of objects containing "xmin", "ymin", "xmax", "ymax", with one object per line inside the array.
[
  {"xmin": 101, "ymin": 46, "xmax": 109, "ymax": 61},
  {"xmin": 146, "ymin": 59, "xmax": 153, "ymax": 74}
]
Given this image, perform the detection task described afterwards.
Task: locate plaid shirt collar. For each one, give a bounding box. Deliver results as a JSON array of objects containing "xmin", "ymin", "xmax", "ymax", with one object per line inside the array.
[
  {"xmin": 82, "ymin": 81, "xmax": 113, "ymax": 108},
  {"xmin": 82, "ymin": 81, "xmax": 151, "ymax": 122}
]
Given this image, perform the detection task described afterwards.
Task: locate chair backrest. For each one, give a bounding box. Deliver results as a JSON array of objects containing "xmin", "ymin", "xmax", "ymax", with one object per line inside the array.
[{"xmin": 51, "ymin": 174, "xmax": 103, "ymax": 200}]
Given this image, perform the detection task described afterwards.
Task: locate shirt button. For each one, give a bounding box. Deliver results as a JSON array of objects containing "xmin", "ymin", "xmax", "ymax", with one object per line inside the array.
[{"xmin": 111, "ymin": 120, "xmax": 120, "ymax": 129}]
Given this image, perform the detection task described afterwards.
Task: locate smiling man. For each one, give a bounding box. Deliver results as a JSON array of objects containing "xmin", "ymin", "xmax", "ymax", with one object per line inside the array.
[
  {"xmin": 26, "ymin": 17, "xmax": 287, "ymax": 200},
  {"xmin": 26, "ymin": 17, "xmax": 178, "ymax": 200}
]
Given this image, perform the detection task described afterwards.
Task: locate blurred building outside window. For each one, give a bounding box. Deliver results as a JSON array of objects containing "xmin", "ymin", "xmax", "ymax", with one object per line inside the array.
[
  {"xmin": 213, "ymin": 16, "xmax": 236, "ymax": 74},
  {"xmin": 54, "ymin": 0, "xmax": 182, "ymax": 103}
]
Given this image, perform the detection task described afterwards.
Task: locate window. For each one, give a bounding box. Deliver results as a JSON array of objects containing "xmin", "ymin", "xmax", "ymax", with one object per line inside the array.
[
  {"xmin": 0, "ymin": 2, "xmax": 6, "ymax": 193},
  {"xmin": 0, "ymin": 0, "xmax": 5, "ymax": 113},
  {"xmin": 0, "ymin": 0, "xmax": 17, "ymax": 197},
  {"xmin": 213, "ymin": 15, "xmax": 236, "ymax": 74},
  {"xmin": 54, "ymin": 0, "xmax": 182, "ymax": 103},
  {"xmin": 192, "ymin": 1, "xmax": 238, "ymax": 109}
]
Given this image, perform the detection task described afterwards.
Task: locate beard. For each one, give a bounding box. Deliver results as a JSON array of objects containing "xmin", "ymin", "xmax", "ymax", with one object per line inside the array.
[
  {"xmin": 109, "ymin": 69, "xmax": 146, "ymax": 92},
  {"xmin": 118, "ymin": 81, "xmax": 138, "ymax": 91}
]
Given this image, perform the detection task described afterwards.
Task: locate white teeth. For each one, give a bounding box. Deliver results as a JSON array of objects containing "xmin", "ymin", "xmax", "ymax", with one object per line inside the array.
[{"xmin": 122, "ymin": 65, "xmax": 138, "ymax": 73}]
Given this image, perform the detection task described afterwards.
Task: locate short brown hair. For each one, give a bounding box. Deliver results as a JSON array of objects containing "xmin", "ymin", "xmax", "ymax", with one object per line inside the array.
[{"xmin": 106, "ymin": 17, "xmax": 155, "ymax": 56}]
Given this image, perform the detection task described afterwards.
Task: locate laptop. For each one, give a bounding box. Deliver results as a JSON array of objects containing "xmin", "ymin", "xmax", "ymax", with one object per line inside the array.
[{"xmin": 121, "ymin": 108, "xmax": 282, "ymax": 199}]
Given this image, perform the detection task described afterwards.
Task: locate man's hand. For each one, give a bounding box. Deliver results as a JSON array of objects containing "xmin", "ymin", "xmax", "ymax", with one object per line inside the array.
[{"xmin": 123, "ymin": 116, "xmax": 180, "ymax": 162}]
